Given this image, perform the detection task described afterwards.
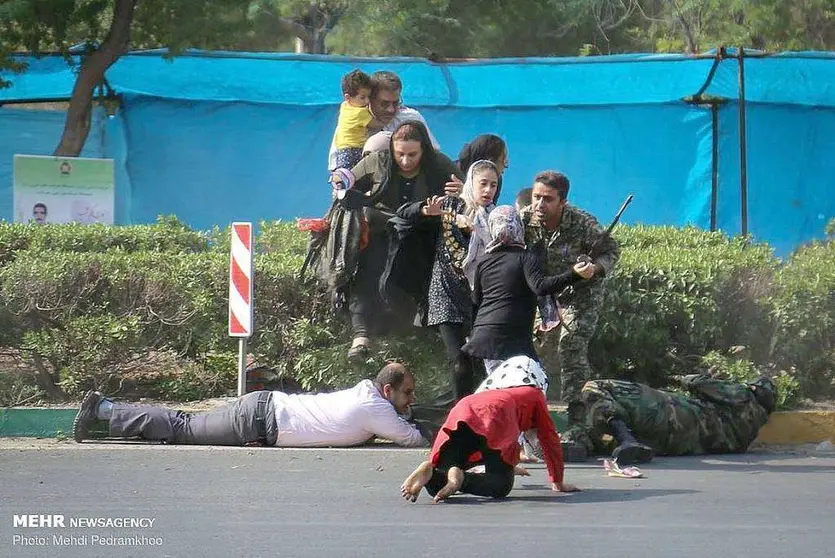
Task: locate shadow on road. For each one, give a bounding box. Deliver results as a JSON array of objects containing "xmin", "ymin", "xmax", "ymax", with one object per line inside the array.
[
  {"xmin": 636, "ymin": 452, "xmax": 835, "ymax": 474},
  {"xmin": 441, "ymin": 487, "xmax": 699, "ymax": 505}
]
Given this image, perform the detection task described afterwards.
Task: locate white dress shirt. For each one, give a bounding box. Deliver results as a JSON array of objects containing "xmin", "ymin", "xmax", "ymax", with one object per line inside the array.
[
  {"xmin": 328, "ymin": 106, "xmax": 441, "ymax": 170},
  {"xmin": 271, "ymin": 380, "xmax": 427, "ymax": 447}
]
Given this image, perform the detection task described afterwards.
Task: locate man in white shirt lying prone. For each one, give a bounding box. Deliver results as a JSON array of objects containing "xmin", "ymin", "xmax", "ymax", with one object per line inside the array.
[{"xmin": 72, "ymin": 363, "xmax": 428, "ymax": 448}]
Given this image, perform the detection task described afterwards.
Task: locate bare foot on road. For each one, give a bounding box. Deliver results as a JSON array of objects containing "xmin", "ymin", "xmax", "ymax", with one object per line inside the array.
[
  {"xmin": 433, "ymin": 466, "xmax": 464, "ymax": 503},
  {"xmin": 401, "ymin": 460, "xmax": 434, "ymax": 503}
]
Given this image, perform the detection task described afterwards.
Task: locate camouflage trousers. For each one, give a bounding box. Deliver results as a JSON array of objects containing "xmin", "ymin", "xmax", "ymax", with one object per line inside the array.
[
  {"xmin": 554, "ymin": 288, "xmax": 604, "ymax": 404},
  {"xmin": 563, "ymin": 379, "xmax": 705, "ymax": 456}
]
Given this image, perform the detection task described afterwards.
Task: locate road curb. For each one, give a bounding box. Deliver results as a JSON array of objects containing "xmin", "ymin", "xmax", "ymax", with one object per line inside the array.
[
  {"xmin": 754, "ymin": 410, "xmax": 835, "ymax": 444},
  {"xmin": 2, "ymin": 407, "xmax": 834, "ymax": 445}
]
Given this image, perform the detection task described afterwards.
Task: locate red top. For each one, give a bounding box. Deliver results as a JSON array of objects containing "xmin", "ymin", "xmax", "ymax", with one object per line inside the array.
[{"xmin": 429, "ymin": 386, "xmax": 564, "ymax": 484}]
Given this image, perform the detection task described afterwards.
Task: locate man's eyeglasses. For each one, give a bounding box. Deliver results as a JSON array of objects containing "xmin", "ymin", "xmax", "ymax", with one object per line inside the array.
[{"xmin": 378, "ymin": 100, "xmax": 401, "ymax": 110}]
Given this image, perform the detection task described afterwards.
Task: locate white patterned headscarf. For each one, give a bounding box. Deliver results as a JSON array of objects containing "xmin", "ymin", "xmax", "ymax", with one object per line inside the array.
[
  {"xmin": 476, "ymin": 355, "xmax": 549, "ymax": 396},
  {"xmin": 462, "ymin": 160, "xmax": 499, "ymax": 286},
  {"xmin": 485, "ymin": 205, "xmax": 525, "ymax": 253},
  {"xmin": 461, "ymin": 159, "xmax": 498, "ymax": 219}
]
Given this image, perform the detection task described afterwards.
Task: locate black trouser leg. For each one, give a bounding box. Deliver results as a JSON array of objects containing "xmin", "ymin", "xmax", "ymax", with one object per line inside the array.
[
  {"xmin": 437, "ymin": 322, "xmax": 476, "ymax": 401},
  {"xmin": 348, "ymin": 232, "xmax": 389, "ymax": 337},
  {"xmin": 427, "ymin": 423, "xmax": 515, "ymax": 498}
]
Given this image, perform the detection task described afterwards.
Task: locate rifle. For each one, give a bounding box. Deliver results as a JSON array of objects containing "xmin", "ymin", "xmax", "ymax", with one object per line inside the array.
[{"xmin": 577, "ymin": 194, "xmax": 633, "ymax": 264}]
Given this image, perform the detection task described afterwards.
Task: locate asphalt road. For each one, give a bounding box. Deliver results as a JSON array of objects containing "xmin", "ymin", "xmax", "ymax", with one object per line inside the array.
[{"xmin": 1, "ymin": 440, "xmax": 833, "ymax": 558}]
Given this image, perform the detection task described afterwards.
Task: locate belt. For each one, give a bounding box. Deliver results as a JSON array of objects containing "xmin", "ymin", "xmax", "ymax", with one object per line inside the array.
[{"xmin": 254, "ymin": 391, "xmax": 272, "ymax": 445}]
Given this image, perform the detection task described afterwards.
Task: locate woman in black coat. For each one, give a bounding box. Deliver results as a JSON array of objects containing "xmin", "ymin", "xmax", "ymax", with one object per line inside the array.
[{"xmin": 463, "ymin": 205, "xmax": 594, "ymax": 373}]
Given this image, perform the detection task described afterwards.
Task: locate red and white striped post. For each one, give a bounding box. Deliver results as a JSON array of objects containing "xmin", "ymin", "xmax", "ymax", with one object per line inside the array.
[{"xmin": 228, "ymin": 222, "xmax": 253, "ymax": 396}]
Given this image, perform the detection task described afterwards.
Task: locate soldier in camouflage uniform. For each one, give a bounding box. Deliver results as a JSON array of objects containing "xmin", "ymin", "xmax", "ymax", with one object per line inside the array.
[
  {"xmin": 520, "ymin": 171, "xmax": 620, "ymax": 413},
  {"xmin": 565, "ymin": 375, "xmax": 776, "ymax": 463}
]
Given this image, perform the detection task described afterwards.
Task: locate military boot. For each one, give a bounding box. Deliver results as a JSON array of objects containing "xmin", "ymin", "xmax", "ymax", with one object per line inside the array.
[
  {"xmin": 608, "ymin": 418, "xmax": 654, "ymax": 465},
  {"xmin": 567, "ymin": 400, "xmax": 587, "ymax": 424},
  {"xmin": 560, "ymin": 401, "xmax": 589, "ymax": 462}
]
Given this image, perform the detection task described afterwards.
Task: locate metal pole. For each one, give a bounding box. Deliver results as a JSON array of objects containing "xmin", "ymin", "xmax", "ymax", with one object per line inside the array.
[
  {"xmin": 237, "ymin": 338, "xmax": 247, "ymax": 396},
  {"xmin": 710, "ymin": 102, "xmax": 719, "ymax": 232},
  {"xmin": 737, "ymin": 46, "xmax": 749, "ymax": 237}
]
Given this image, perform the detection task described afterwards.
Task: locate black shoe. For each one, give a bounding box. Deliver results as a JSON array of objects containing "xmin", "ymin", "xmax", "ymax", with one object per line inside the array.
[
  {"xmin": 607, "ymin": 418, "xmax": 654, "ymax": 464},
  {"xmin": 612, "ymin": 441, "xmax": 654, "ymax": 465},
  {"xmin": 73, "ymin": 391, "xmax": 102, "ymax": 443},
  {"xmin": 566, "ymin": 400, "xmax": 586, "ymax": 425}
]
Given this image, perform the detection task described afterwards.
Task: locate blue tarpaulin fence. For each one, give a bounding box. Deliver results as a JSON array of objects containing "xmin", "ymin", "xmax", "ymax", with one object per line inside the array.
[{"xmin": 1, "ymin": 49, "xmax": 833, "ymax": 255}]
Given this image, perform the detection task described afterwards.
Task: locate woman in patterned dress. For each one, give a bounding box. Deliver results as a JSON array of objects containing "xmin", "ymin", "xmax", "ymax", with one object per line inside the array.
[{"xmin": 425, "ymin": 160, "xmax": 500, "ymax": 400}]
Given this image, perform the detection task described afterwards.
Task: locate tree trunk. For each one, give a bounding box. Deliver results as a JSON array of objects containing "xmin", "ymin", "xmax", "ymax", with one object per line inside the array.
[
  {"xmin": 679, "ymin": 18, "xmax": 698, "ymax": 53},
  {"xmin": 53, "ymin": 0, "xmax": 137, "ymax": 157},
  {"xmin": 31, "ymin": 353, "xmax": 68, "ymax": 402},
  {"xmin": 297, "ymin": 30, "xmax": 326, "ymax": 54}
]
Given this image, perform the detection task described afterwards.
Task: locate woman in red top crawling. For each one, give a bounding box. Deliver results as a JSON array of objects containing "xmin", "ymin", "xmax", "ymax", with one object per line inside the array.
[{"xmin": 401, "ymin": 383, "xmax": 580, "ymax": 503}]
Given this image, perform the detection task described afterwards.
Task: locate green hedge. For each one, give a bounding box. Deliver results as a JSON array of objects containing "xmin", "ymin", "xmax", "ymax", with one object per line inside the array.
[
  {"xmin": 588, "ymin": 226, "xmax": 780, "ymax": 386},
  {"xmin": 0, "ymin": 220, "xmax": 832, "ymax": 407},
  {"xmin": 768, "ymin": 240, "xmax": 835, "ymax": 398},
  {"xmin": 0, "ymin": 216, "xmax": 210, "ymax": 266}
]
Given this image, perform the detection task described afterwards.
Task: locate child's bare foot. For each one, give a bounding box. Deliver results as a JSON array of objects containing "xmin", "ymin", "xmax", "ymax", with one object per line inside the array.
[
  {"xmin": 433, "ymin": 466, "xmax": 464, "ymax": 503},
  {"xmin": 400, "ymin": 461, "xmax": 433, "ymax": 503}
]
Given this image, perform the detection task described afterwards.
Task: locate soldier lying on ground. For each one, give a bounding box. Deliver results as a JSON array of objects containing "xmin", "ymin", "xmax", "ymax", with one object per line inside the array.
[
  {"xmin": 563, "ymin": 374, "xmax": 777, "ymax": 464},
  {"xmin": 73, "ymin": 363, "xmax": 428, "ymax": 448}
]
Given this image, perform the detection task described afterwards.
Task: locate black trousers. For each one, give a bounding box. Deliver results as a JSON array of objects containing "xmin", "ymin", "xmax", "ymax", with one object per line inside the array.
[
  {"xmin": 348, "ymin": 232, "xmax": 389, "ymax": 337},
  {"xmin": 427, "ymin": 422, "xmax": 515, "ymax": 498},
  {"xmin": 437, "ymin": 322, "xmax": 476, "ymax": 401}
]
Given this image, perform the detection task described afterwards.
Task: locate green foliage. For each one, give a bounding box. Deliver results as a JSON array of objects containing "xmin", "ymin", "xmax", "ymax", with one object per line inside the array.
[
  {"xmin": 699, "ymin": 350, "xmax": 800, "ymax": 410},
  {"xmin": 0, "ymin": 216, "xmax": 209, "ymax": 267},
  {"xmin": 768, "ymin": 239, "xmax": 835, "ymax": 399},
  {"xmin": 772, "ymin": 370, "xmax": 801, "ymax": 410},
  {"xmin": 0, "ymin": 369, "xmax": 43, "ymax": 406},
  {"xmin": 257, "ymin": 220, "xmax": 308, "ymax": 258},
  {"xmin": 701, "ymin": 350, "xmax": 761, "ymax": 384},
  {"xmin": 0, "ymin": 221, "xmax": 832, "ymax": 405},
  {"xmin": 590, "ymin": 226, "xmax": 779, "ymax": 386},
  {"xmin": 288, "ymin": 328, "xmax": 449, "ymax": 401},
  {"xmin": 156, "ymin": 351, "xmax": 238, "ymax": 401},
  {"xmin": 0, "ymin": 248, "xmax": 228, "ymax": 396},
  {"xmin": 23, "ymin": 314, "xmax": 144, "ymax": 395}
]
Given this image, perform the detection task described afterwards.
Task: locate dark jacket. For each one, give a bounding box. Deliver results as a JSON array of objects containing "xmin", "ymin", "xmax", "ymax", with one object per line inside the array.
[
  {"xmin": 463, "ymin": 246, "xmax": 581, "ymax": 360},
  {"xmin": 345, "ymin": 150, "xmax": 464, "ymax": 320}
]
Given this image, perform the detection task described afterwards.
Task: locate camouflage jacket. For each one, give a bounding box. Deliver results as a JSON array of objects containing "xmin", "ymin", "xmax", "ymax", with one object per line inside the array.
[
  {"xmin": 584, "ymin": 375, "xmax": 771, "ymax": 455},
  {"xmin": 673, "ymin": 374, "xmax": 771, "ymax": 454},
  {"xmin": 520, "ymin": 204, "xmax": 620, "ymax": 299}
]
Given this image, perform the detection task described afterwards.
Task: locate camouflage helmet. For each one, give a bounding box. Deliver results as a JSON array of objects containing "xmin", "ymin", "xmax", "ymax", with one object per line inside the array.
[{"xmin": 747, "ymin": 376, "xmax": 777, "ymax": 414}]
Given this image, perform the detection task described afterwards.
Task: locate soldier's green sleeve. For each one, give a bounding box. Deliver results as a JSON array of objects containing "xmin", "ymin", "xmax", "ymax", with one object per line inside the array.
[
  {"xmin": 678, "ymin": 374, "xmax": 752, "ymax": 407},
  {"xmin": 589, "ymin": 217, "xmax": 620, "ymax": 276}
]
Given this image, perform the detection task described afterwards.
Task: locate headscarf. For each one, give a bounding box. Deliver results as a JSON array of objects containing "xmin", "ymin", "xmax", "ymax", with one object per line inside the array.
[
  {"xmin": 475, "ymin": 355, "xmax": 549, "ymax": 397},
  {"xmin": 456, "ymin": 134, "xmax": 506, "ymax": 201},
  {"xmin": 476, "ymin": 355, "xmax": 550, "ymax": 455},
  {"xmin": 461, "ymin": 159, "xmax": 498, "ymax": 219},
  {"xmin": 462, "ymin": 160, "xmax": 499, "ymax": 285},
  {"xmin": 485, "ymin": 205, "xmax": 525, "ymax": 253}
]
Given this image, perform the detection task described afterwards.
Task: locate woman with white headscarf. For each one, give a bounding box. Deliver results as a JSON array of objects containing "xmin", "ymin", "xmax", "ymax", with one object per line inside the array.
[
  {"xmin": 463, "ymin": 205, "xmax": 594, "ymax": 373},
  {"xmin": 426, "ymin": 160, "xmax": 500, "ymax": 401}
]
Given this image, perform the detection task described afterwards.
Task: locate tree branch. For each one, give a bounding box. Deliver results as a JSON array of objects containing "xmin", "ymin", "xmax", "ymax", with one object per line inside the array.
[{"xmin": 54, "ymin": 0, "xmax": 137, "ymax": 157}]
